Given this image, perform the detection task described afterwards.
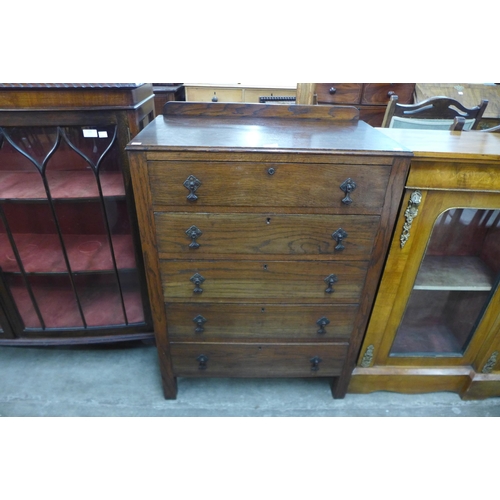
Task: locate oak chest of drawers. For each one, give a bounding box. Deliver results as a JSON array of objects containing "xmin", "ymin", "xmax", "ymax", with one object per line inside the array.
[{"xmin": 126, "ymin": 102, "xmax": 412, "ymax": 399}]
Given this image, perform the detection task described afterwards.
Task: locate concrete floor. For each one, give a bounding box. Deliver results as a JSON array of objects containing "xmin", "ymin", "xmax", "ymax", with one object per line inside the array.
[{"xmin": 1, "ymin": 341, "xmax": 499, "ymax": 417}]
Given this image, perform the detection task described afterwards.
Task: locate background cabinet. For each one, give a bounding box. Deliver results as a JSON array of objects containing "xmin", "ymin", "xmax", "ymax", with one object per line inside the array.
[
  {"xmin": 349, "ymin": 128, "xmax": 500, "ymax": 399},
  {"xmin": 315, "ymin": 83, "xmax": 416, "ymax": 126},
  {"xmin": 184, "ymin": 83, "xmax": 297, "ymax": 103},
  {"xmin": 0, "ymin": 83, "xmax": 154, "ymax": 345}
]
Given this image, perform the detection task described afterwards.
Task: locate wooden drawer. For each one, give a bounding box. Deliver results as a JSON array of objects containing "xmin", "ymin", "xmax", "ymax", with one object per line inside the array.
[
  {"xmin": 166, "ymin": 303, "xmax": 358, "ymax": 341},
  {"xmin": 155, "ymin": 213, "xmax": 379, "ymax": 260},
  {"xmin": 148, "ymin": 161, "xmax": 392, "ymax": 214},
  {"xmin": 362, "ymin": 83, "xmax": 415, "ymax": 105},
  {"xmin": 316, "ymin": 83, "xmax": 363, "ymax": 104},
  {"xmin": 170, "ymin": 342, "xmax": 349, "ymax": 377},
  {"xmin": 160, "ymin": 260, "xmax": 369, "ymax": 303},
  {"xmin": 185, "ymin": 86, "xmax": 243, "ymax": 103}
]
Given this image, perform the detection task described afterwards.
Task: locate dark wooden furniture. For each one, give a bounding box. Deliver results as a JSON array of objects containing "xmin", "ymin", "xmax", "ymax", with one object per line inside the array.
[
  {"xmin": 349, "ymin": 128, "xmax": 500, "ymax": 399},
  {"xmin": 126, "ymin": 102, "xmax": 412, "ymax": 399},
  {"xmin": 0, "ymin": 83, "xmax": 154, "ymax": 345},
  {"xmin": 315, "ymin": 83, "xmax": 416, "ymax": 127},
  {"xmin": 381, "ymin": 95, "xmax": 488, "ymax": 130},
  {"xmin": 152, "ymin": 84, "xmax": 185, "ymax": 114}
]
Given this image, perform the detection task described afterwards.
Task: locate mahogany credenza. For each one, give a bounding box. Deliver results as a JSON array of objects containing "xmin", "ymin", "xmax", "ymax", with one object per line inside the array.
[{"xmin": 126, "ymin": 102, "xmax": 412, "ymax": 399}]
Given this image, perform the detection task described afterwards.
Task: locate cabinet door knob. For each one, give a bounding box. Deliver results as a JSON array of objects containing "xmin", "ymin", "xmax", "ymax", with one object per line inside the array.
[
  {"xmin": 310, "ymin": 356, "xmax": 322, "ymax": 371},
  {"xmin": 324, "ymin": 274, "xmax": 338, "ymax": 294},
  {"xmin": 332, "ymin": 228, "xmax": 348, "ymax": 251},
  {"xmin": 316, "ymin": 317, "xmax": 330, "ymax": 335},
  {"xmin": 190, "ymin": 273, "xmax": 205, "ymax": 294},
  {"xmin": 329, "ymin": 87, "xmax": 337, "ymax": 95},
  {"xmin": 184, "ymin": 175, "xmax": 202, "ymax": 201},
  {"xmin": 186, "ymin": 225, "xmax": 203, "ymax": 249},
  {"xmin": 340, "ymin": 178, "xmax": 357, "ymax": 205},
  {"xmin": 212, "ymin": 95, "xmax": 218, "ymax": 102},
  {"xmin": 193, "ymin": 314, "xmax": 207, "ymax": 333},
  {"xmin": 197, "ymin": 354, "xmax": 209, "ymax": 370},
  {"xmin": 387, "ymin": 90, "xmax": 396, "ymax": 97}
]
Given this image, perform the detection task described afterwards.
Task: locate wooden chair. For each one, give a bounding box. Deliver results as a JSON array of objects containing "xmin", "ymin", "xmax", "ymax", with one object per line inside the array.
[{"xmin": 381, "ymin": 95, "xmax": 488, "ymax": 130}]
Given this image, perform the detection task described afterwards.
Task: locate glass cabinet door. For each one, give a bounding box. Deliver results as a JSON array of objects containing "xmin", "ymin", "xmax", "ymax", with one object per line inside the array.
[
  {"xmin": 390, "ymin": 204, "xmax": 500, "ymax": 358},
  {"xmin": 0, "ymin": 125, "xmax": 146, "ymax": 336}
]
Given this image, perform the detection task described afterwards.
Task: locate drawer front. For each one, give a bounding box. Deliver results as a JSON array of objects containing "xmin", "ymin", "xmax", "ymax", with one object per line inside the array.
[
  {"xmin": 170, "ymin": 342, "xmax": 349, "ymax": 377},
  {"xmin": 315, "ymin": 83, "xmax": 363, "ymax": 104},
  {"xmin": 160, "ymin": 260, "xmax": 369, "ymax": 303},
  {"xmin": 155, "ymin": 213, "xmax": 379, "ymax": 259},
  {"xmin": 243, "ymin": 88, "xmax": 296, "ymax": 103},
  {"xmin": 185, "ymin": 86, "xmax": 243, "ymax": 103},
  {"xmin": 362, "ymin": 83, "xmax": 415, "ymax": 105},
  {"xmin": 166, "ymin": 303, "xmax": 358, "ymax": 341},
  {"xmin": 149, "ymin": 161, "xmax": 391, "ymax": 213}
]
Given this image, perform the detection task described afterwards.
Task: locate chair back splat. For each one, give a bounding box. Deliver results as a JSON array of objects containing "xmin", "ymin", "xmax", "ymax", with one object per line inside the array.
[{"xmin": 381, "ymin": 95, "xmax": 488, "ymax": 131}]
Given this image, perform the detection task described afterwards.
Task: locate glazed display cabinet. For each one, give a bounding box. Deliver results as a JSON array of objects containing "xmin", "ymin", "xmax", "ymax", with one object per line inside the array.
[
  {"xmin": 0, "ymin": 84, "xmax": 154, "ymax": 345},
  {"xmin": 350, "ymin": 128, "xmax": 500, "ymax": 399}
]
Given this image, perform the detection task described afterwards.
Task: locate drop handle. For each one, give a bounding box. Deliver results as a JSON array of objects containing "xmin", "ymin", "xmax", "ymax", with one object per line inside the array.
[
  {"xmin": 324, "ymin": 274, "xmax": 338, "ymax": 294},
  {"xmin": 310, "ymin": 356, "xmax": 322, "ymax": 371},
  {"xmin": 190, "ymin": 273, "xmax": 205, "ymax": 294},
  {"xmin": 332, "ymin": 228, "xmax": 348, "ymax": 251},
  {"xmin": 186, "ymin": 225, "xmax": 202, "ymax": 249},
  {"xmin": 340, "ymin": 178, "xmax": 356, "ymax": 205},
  {"xmin": 197, "ymin": 354, "xmax": 209, "ymax": 370},
  {"xmin": 184, "ymin": 175, "xmax": 202, "ymax": 201},
  {"xmin": 316, "ymin": 317, "xmax": 330, "ymax": 335},
  {"xmin": 193, "ymin": 314, "xmax": 207, "ymax": 333}
]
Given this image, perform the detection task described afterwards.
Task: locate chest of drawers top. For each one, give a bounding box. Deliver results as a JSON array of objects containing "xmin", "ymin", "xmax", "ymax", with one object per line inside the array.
[{"xmin": 127, "ymin": 102, "xmax": 410, "ymax": 156}]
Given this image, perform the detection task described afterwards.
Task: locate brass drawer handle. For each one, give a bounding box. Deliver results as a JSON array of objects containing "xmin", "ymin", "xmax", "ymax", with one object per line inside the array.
[
  {"xmin": 310, "ymin": 356, "xmax": 322, "ymax": 371},
  {"xmin": 324, "ymin": 274, "xmax": 338, "ymax": 294},
  {"xmin": 340, "ymin": 178, "xmax": 356, "ymax": 205},
  {"xmin": 193, "ymin": 314, "xmax": 207, "ymax": 333},
  {"xmin": 316, "ymin": 317, "xmax": 330, "ymax": 335},
  {"xmin": 186, "ymin": 225, "xmax": 202, "ymax": 249},
  {"xmin": 197, "ymin": 354, "xmax": 209, "ymax": 370},
  {"xmin": 332, "ymin": 228, "xmax": 348, "ymax": 251},
  {"xmin": 190, "ymin": 273, "xmax": 205, "ymax": 294},
  {"xmin": 184, "ymin": 175, "xmax": 202, "ymax": 201}
]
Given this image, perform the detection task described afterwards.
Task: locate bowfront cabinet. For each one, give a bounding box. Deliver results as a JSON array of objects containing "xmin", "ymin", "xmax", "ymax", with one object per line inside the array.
[
  {"xmin": 0, "ymin": 84, "xmax": 154, "ymax": 344},
  {"xmin": 349, "ymin": 128, "xmax": 500, "ymax": 399},
  {"xmin": 127, "ymin": 102, "xmax": 411, "ymax": 399}
]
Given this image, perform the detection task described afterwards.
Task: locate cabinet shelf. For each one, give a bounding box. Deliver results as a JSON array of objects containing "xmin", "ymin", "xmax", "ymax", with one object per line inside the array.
[
  {"xmin": 0, "ymin": 233, "xmax": 136, "ymax": 273},
  {"xmin": 9, "ymin": 282, "xmax": 145, "ymax": 329},
  {"xmin": 0, "ymin": 170, "xmax": 125, "ymax": 200},
  {"xmin": 414, "ymin": 255, "xmax": 496, "ymax": 291}
]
